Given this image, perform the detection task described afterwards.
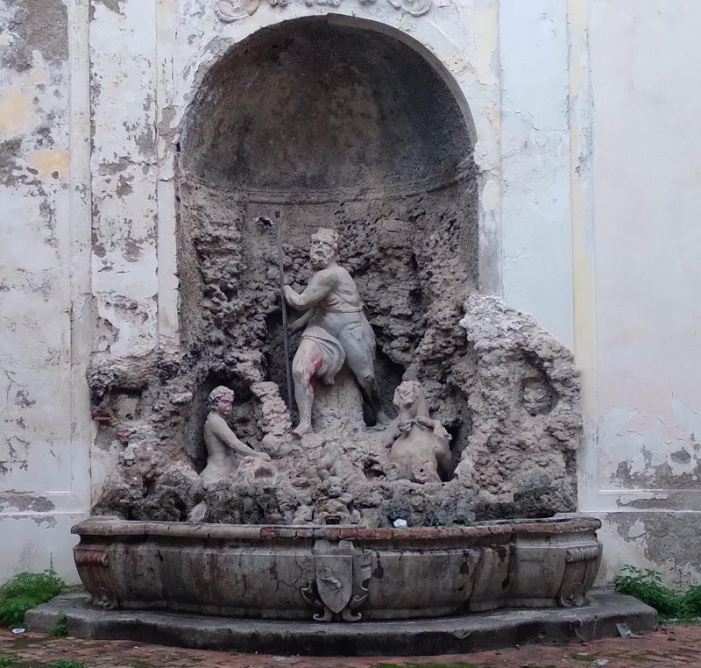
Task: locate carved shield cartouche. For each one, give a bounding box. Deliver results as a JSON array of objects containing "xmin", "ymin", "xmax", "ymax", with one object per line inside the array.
[{"xmin": 313, "ymin": 540, "xmax": 354, "ymax": 614}]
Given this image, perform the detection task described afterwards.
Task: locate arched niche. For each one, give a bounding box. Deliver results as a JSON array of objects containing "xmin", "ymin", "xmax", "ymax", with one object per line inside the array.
[
  {"xmin": 180, "ymin": 16, "xmax": 474, "ymax": 193},
  {"xmin": 176, "ymin": 15, "xmax": 478, "ymax": 454}
]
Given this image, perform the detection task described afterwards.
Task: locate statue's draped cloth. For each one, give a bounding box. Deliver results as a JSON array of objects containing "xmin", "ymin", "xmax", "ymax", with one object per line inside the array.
[{"xmin": 302, "ymin": 310, "xmax": 376, "ymax": 384}]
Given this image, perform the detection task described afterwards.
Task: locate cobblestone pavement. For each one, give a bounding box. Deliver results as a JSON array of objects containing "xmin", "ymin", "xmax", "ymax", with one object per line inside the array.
[{"xmin": 1, "ymin": 625, "xmax": 700, "ymax": 667}]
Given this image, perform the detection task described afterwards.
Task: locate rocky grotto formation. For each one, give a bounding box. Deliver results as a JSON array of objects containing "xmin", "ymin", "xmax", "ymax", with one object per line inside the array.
[
  {"xmin": 88, "ymin": 22, "xmax": 580, "ymax": 527},
  {"xmin": 89, "ymin": 249, "xmax": 581, "ymax": 527}
]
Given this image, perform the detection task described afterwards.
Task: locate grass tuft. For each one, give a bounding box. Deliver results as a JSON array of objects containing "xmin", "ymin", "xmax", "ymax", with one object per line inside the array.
[
  {"xmin": 0, "ymin": 658, "xmax": 85, "ymax": 668},
  {"xmin": 0, "ymin": 571, "xmax": 66, "ymax": 628},
  {"xmin": 615, "ymin": 565, "xmax": 701, "ymax": 621},
  {"xmin": 48, "ymin": 612, "xmax": 68, "ymax": 639}
]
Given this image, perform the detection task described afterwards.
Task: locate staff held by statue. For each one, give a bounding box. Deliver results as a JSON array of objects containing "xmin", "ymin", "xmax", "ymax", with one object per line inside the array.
[{"xmin": 259, "ymin": 213, "xmax": 294, "ymax": 410}]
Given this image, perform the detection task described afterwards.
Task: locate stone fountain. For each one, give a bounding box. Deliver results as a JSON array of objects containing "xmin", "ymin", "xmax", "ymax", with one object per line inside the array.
[
  {"xmin": 29, "ymin": 203, "xmax": 656, "ymax": 655},
  {"xmin": 26, "ymin": 17, "xmax": 656, "ymax": 654},
  {"xmin": 61, "ymin": 227, "xmax": 615, "ymax": 644}
]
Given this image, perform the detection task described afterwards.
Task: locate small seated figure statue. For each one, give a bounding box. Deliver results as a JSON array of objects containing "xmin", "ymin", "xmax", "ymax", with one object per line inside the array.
[
  {"xmin": 200, "ymin": 386, "xmax": 270, "ymax": 483},
  {"xmin": 313, "ymin": 476, "xmax": 361, "ymax": 525},
  {"xmin": 388, "ymin": 380, "xmax": 453, "ymax": 484}
]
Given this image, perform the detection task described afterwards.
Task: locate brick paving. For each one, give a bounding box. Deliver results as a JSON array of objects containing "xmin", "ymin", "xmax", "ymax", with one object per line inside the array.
[{"xmin": 1, "ymin": 624, "xmax": 700, "ymax": 667}]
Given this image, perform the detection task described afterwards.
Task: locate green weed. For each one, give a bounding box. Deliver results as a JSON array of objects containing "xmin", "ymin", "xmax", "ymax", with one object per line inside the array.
[
  {"xmin": 48, "ymin": 612, "xmax": 68, "ymax": 638},
  {"xmin": 0, "ymin": 658, "xmax": 85, "ymax": 668},
  {"xmin": 0, "ymin": 571, "xmax": 66, "ymax": 628},
  {"xmin": 615, "ymin": 565, "xmax": 701, "ymax": 621}
]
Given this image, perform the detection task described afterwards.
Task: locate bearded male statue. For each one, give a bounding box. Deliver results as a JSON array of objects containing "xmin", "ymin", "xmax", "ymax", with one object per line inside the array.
[{"xmin": 283, "ymin": 228, "xmax": 388, "ymax": 437}]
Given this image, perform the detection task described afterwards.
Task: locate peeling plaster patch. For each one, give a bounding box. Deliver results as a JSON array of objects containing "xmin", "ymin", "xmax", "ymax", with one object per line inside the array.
[
  {"xmin": 35, "ymin": 125, "xmax": 56, "ymax": 150},
  {"xmin": 593, "ymin": 515, "xmax": 658, "ymax": 586},
  {"xmin": 15, "ymin": 390, "xmax": 35, "ymax": 407},
  {"xmin": 94, "ymin": 295, "xmax": 158, "ymax": 358},
  {"xmin": 0, "ymin": 0, "xmax": 76, "ymax": 547},
  {"xmin": 94, "ymin": 0, "xmax": 126, "ymax": 17},
  {"xmin": 0, "ymin": 138, "xmax": 23, "ymax": 181},
  {"xmin": 614, "ymin": 457, "xmax": 701, "ymax": 492},
  {"xmin": 610, "ymin": 512, "xmax": 701, "ymax": 588},
  {"xmin": 135, "ymin": 128, "xmax": 156, "ymax": 157},
  {"xmin": 0, "ymin": 36, "xmax": 32, "ymax": 72},
  {"xmin": 27, "ymin": 148, "xmax": 68, "ymax": 181},
  {"xmin": 671, "ymin": 448, "xmax": 692, "ymax": 465},
  {"xmin": 180, "ymin": 0, "xmax": 206, "ymax": 20},
  {"xmin": 2, "ymin": 435, "xmax": 30, "ymax": 472},
  {"xmin": 97, "ymin": 157, "xmax": 135, "ymax": 176},
  {"xmin": 0, "ymin": 492, "xmax": 55, "ymax": 513},
  {"xmin": 123, "ymin": 239, "xmax": 144, "ymax": 262},
  {"xmin": 602, "ymin": 402, "xmax": 701, "ymax": 490},
  {"xmin": 157, "ymin": 105, "xmax": 178, "ymax": 140},
  {"xmin": 4, "ymin": 0, "xmax": 69, "ymax": 66},
  {"xmin": 115, "ymin": 173, "xmax": 134, "ymax": 197},
  {"xmin": 143, "ymin": 93, "xmax": 154, "ymax": 115},
  {"xmin": 612, "ymin": 493, "xmax": 701, "ymax": 513},
  {"xmin": 0, "ymin": 85, "xmax": 38, "ymax": 138},
  {"xmin": 29, "ymin": 515, "xmax": 58, "ymax": 528},
  {"xmin": 625, "ymin": 518, "xmax": 648, "ymax": 541},
  {"xmin": 95, "ymin": 315, "xmax": 119, "ymax": 353}
]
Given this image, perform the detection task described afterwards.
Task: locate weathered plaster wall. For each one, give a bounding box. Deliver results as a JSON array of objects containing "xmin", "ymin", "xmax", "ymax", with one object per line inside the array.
[
  {"xmin": 576, "ymin": 0, "xmax": 701, "ymax": 586},
  {"xmin": 0, "ymin": 0, "xmax": 92, "ymax": 582},
  {"xmin": 2, "ymin": 0, "xmax": 503, "ymax": 583},
  {"xmin": 90, "ymin": 0, "xmax": 158, "ymax": 361},
  {"xmin": 499, "ymin": 0, "xmax": 574, "ymax": 349},
  {"xmin": 87, "ymin": 0, "xmax": 161, "ymax": 503},
  {"xmin": 3, "ymin": 0, "xmax": 701, "ymax": 586}
]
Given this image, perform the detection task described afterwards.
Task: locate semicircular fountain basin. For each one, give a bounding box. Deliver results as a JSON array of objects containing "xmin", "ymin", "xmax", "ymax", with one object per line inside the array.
[{"xmin": 73, "ymin": 517, "xmax": 602, "ymax": 622}]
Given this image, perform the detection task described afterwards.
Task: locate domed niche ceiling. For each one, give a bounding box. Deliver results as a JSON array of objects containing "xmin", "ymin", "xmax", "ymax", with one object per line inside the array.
[{"xmin": 177, "ymin": 16, "xmax": 478, "ymax": 468}]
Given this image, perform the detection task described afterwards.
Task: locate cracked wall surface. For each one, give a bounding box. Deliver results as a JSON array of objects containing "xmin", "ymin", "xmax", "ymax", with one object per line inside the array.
[
  {"xmin": 0, "ymin": 0, "xmax": 70, "ymax": 489},
  {"xmin": 0, "ymin": 0, "xmax": 92, "ymax": 581},
  {"xmin": 576, "ymin": 0, "xmax": 701, "ymax": 585},
  {"xmin": 2, "ymin": 0, "xmax": 701, "ymax": 585}
]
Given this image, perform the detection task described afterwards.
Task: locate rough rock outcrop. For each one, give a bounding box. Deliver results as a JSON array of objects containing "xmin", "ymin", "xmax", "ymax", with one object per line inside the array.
[{"xmin": 90, "ymin": 290, "xmax": 581, "ymax": 525}]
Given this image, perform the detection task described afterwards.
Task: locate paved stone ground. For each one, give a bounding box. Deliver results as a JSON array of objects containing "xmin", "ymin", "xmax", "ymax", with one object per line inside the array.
[{"xmin": 1, "ymin": 625, "xmax": 700, "ymax": 667}]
